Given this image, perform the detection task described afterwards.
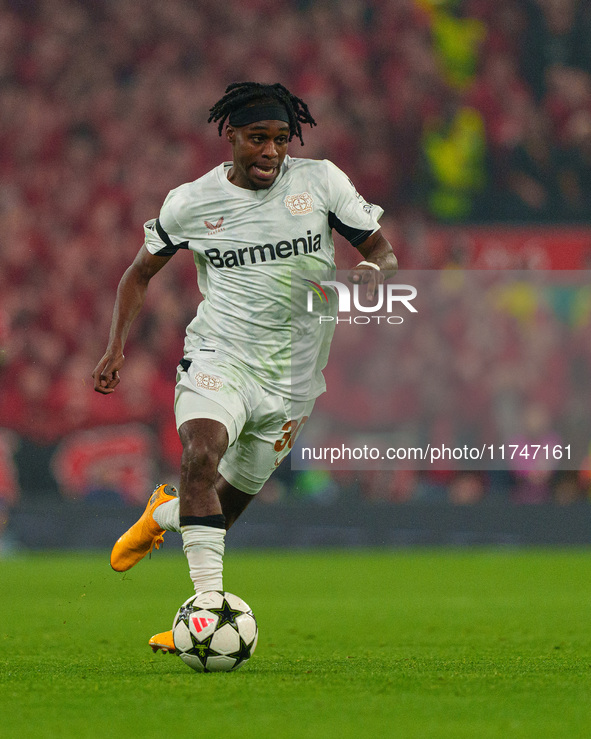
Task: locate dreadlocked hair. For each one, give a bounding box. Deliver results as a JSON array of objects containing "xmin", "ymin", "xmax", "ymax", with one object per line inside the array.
[{"xmin": 208, "ymin": 82, "xmax": 316, "ymax": 146}]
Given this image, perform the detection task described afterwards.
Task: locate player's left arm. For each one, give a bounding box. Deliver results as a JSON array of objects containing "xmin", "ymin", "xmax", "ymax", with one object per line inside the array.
[{"xmin": 349, "ymin": 228, "xmax": 398, "ymax": 298}]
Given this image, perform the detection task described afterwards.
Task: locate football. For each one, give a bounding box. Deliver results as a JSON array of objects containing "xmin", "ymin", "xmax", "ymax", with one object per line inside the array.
[{"xmin": 172, "ymin": 590, "xmax": 258, "ymax": 672}]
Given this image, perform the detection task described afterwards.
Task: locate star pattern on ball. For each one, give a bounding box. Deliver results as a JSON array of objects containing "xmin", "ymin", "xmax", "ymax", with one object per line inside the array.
[
  {"xmin": 190, "ymin": 625, "xmax": 210, "ymax": 646},
  {"xmin": 188, "ymin": 633, "xmax": 214, "ymax": 668},
  {"xmin": 207, "ymin": 598, "xmax": 244, "ymax": 629},
  {"xmin": 227, "ymin": 636, "xmax": 253, "ymax": 669},
  {"xmin": 177, "ymin": 605, "xmax": 194, "ymax": 624}
]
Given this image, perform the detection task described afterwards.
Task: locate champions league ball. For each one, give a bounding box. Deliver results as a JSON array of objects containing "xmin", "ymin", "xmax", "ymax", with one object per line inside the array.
[{"xmin": 172, "ymin": 591, "xmax": 258, "ymax": 672}]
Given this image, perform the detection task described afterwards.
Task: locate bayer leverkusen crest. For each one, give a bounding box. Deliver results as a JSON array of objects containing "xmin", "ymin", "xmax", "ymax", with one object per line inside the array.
[{"xmin": 284, "ymin": 192, "xmax": 314, "ymax": 216}]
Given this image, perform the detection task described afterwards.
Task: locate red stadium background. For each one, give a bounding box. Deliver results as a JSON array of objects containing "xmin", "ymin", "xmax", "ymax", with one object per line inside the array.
[{"xmin": 1, "ymin": 0, "xmax": 591, "ymax": 523}]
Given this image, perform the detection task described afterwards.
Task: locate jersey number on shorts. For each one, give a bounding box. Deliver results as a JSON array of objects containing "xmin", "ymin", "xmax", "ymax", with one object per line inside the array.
[{"xmin": 273, "ymin": 417, "xmax": 309, "ymax": 453}]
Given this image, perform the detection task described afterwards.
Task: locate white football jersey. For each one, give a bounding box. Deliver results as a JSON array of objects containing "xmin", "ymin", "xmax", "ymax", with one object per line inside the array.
[{"xmin": 143, "ymin": 155, "xmax": 383, "ymax": 400}]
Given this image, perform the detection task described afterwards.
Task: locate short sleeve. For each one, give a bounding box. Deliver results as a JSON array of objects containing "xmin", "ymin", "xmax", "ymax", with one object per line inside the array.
[
  {"xmin": 143, "ymin": 190, "xmax": 190, "ymax": 256},
  {"xmin": 324, "ymin": 160, "xmax": 384, "ymax": 246}
]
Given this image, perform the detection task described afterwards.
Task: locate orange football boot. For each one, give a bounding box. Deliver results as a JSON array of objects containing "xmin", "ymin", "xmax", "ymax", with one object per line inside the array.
[
  {"xmin": 110, "ymin": 484, "xmax": 177, "ymax": 572},
  {"xmin": 149, "ymin": 630, "xmax": 176, "ymax": 654}
]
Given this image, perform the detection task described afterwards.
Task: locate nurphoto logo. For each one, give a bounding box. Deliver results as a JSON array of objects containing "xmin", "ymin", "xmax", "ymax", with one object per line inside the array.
[{"xmin": 305, "ymin": 279, "xmax": 418, "ymax": 324}]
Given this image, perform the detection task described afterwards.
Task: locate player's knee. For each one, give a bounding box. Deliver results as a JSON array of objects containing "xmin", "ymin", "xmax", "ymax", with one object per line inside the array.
[{"xmin": 181, "ymin": 437, "xmax": 220, "ymax": 482}]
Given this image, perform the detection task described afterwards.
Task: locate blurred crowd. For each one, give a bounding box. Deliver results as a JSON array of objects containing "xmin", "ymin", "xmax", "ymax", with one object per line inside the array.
[
  {"xmin": 1, "ymin": 0, "xmax": 591, "ymax": 507},
  {"xmin": 307, "ymin": 271, "xmax": 591, "ymax": 505}
]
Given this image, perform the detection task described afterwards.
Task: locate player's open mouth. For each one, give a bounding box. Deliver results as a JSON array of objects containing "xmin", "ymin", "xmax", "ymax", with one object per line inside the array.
[{"xmin": 252, "ymin": 165, "xmax": 276, "ymax": 179}]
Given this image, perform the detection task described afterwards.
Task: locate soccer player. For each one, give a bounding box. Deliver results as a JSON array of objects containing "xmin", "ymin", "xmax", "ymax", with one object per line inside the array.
[{"xmin": 92, "ymin": 82, "xmax": 397, "ymax": 653}]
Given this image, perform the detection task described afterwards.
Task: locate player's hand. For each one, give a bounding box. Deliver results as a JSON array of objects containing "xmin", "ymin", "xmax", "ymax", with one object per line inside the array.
[
  {"xmin": 347, "ymin": 262, "xmax": 384, "ymax": 300},
  {"xmin": 92, "ymin": 350, "xmax": 125, "ymax": 394}
]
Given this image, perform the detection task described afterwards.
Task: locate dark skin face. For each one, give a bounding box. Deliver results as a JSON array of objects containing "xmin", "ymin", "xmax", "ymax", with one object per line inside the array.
[{"xmin": 226, "ymin": 120, "xmax": 290, "ymax": 190}]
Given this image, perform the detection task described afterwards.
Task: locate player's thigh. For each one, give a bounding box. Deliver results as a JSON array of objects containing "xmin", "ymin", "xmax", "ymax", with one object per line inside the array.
[{"xmin": 174, "ymin": 357, "xmax": 261, "ymax": 445}]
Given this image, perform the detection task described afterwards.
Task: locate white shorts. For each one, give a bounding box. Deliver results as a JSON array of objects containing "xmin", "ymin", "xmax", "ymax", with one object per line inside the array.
[{"xmin": 174, "ymin": 355, "xmax": 315, "ymax": 495}]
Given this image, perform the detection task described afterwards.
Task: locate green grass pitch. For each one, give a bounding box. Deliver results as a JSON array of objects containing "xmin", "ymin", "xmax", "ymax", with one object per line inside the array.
[{"xmin": 1, "ymin": 548, "xmax": 591, "ymax": 738}]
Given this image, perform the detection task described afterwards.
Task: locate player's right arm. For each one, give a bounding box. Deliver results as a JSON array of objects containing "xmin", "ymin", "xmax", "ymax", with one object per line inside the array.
[{"xmin": 92, "ymin": 245, "xmax": 172, "ymax": 394}]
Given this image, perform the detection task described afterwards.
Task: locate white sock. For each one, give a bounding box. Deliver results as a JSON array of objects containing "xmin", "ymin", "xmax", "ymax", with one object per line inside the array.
[
  {"xmin": 181, "ymin": 525, "xmax": 226, "ymax": 593},
  {"xmin": 153, "ymin": 498, "xmax": 180, "ymax": 532}
]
